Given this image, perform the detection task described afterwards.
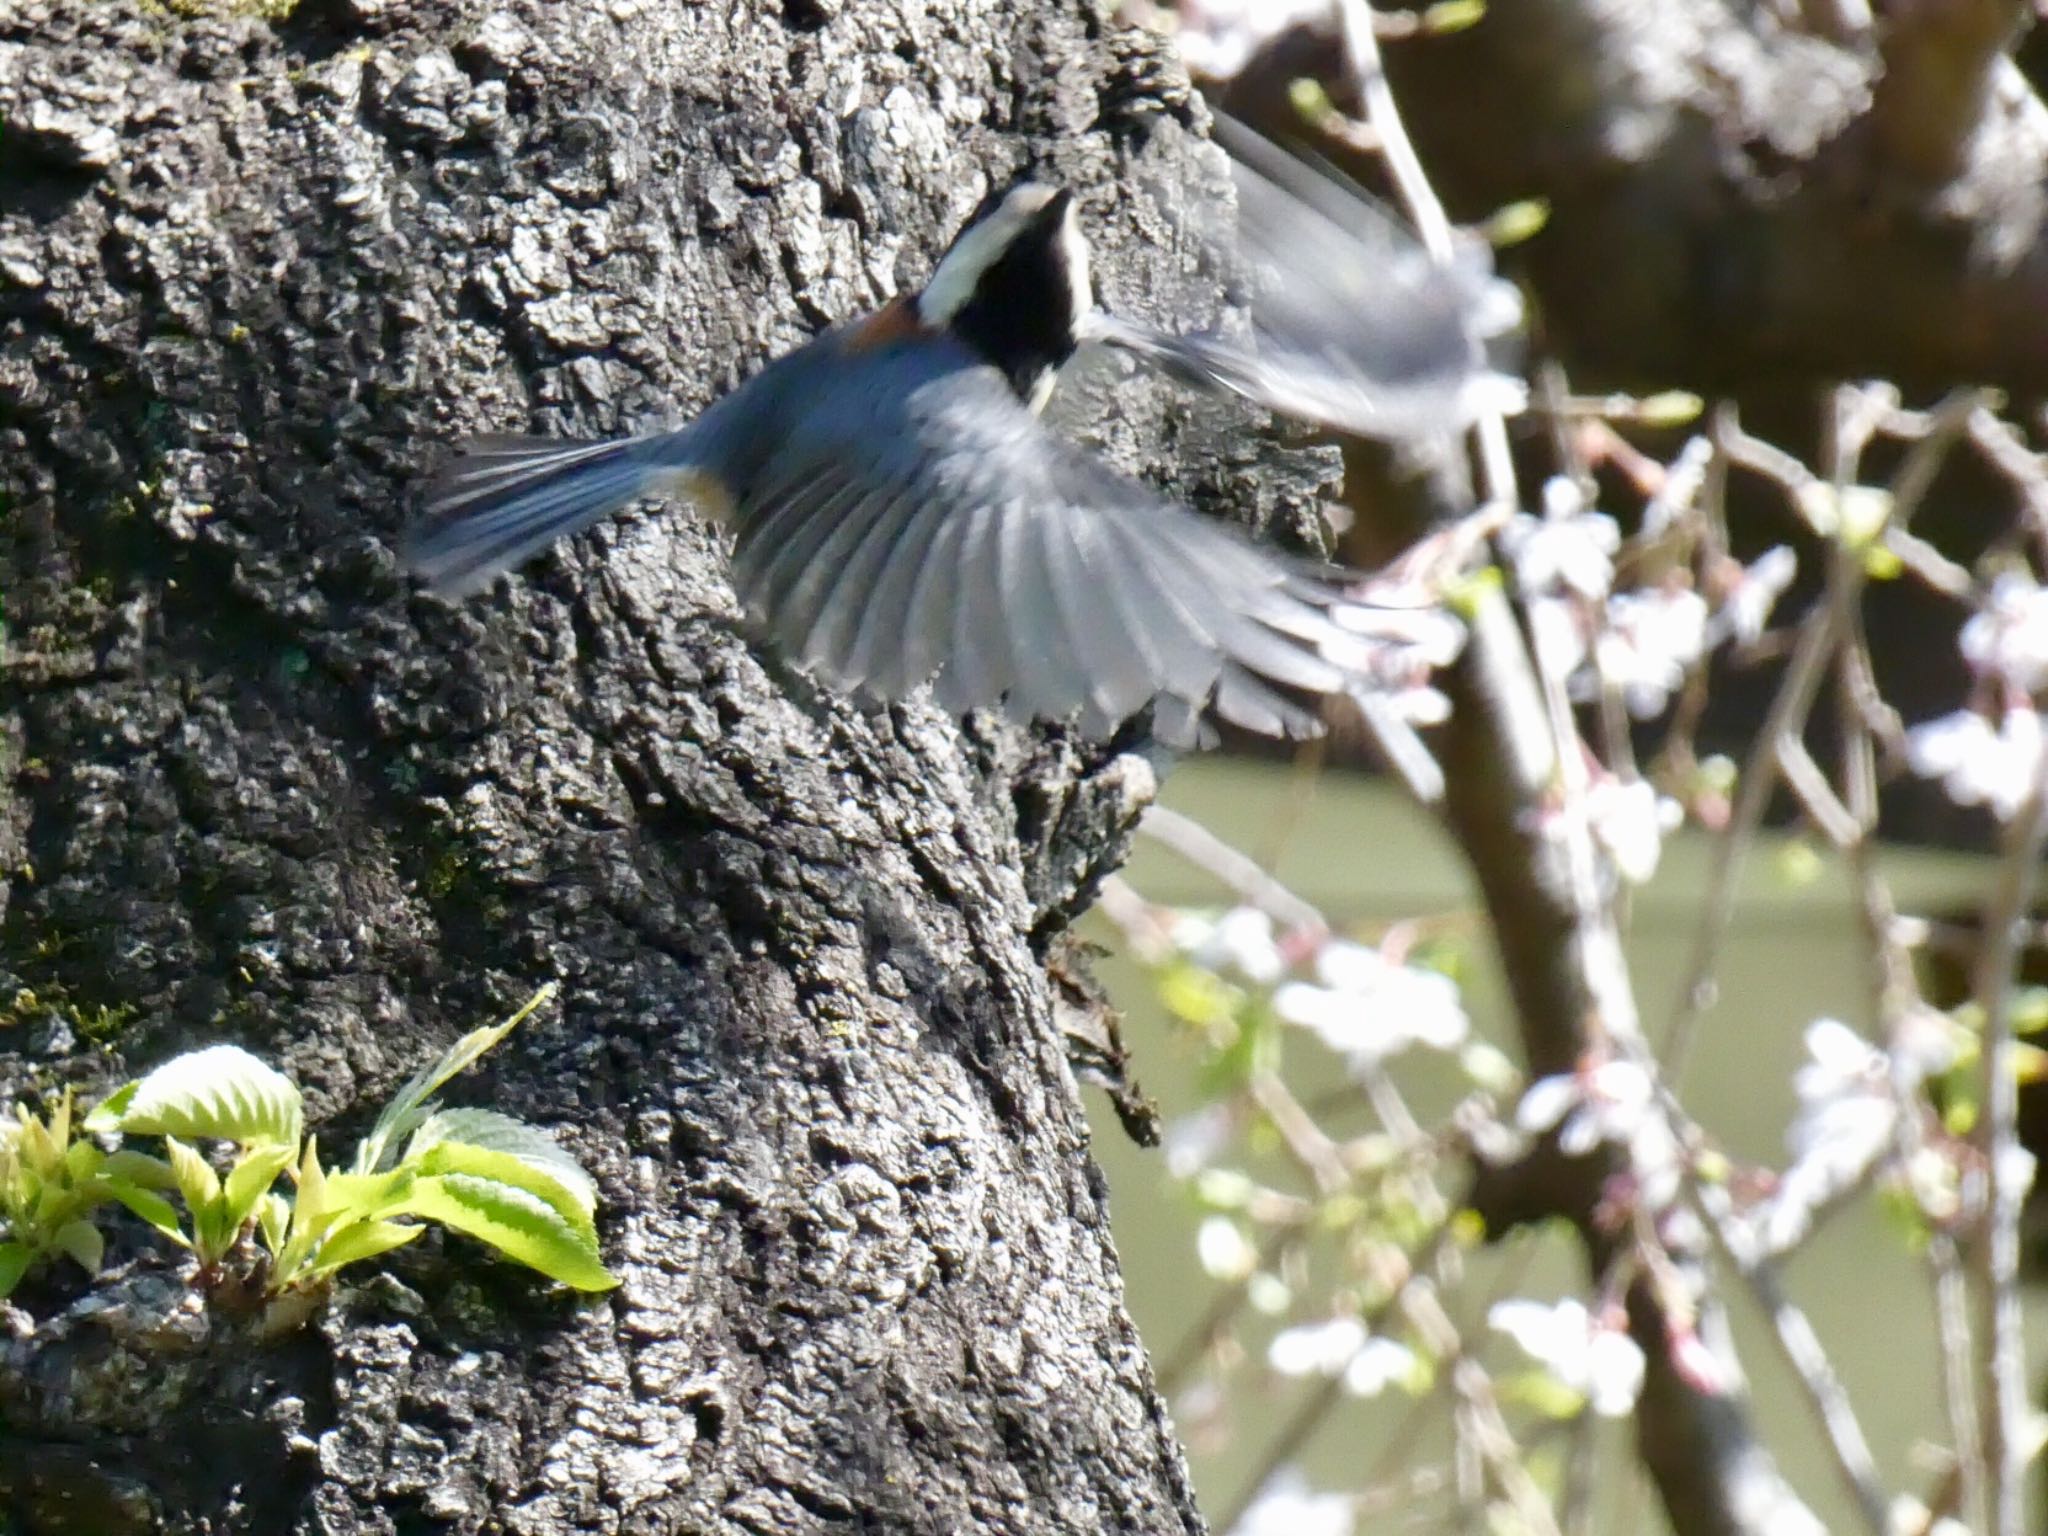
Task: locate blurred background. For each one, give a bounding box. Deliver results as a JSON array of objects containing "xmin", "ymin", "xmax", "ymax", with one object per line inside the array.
[{"xmin": 1075, "ymin": 2, "xmax": 2048, "ymax": 1532}]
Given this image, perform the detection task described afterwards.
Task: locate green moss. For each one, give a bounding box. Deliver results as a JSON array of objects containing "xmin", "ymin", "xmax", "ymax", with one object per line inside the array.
[
  {"xmin": 0, "ymin": 984, "xmax": 137, "ymax": 1045},
  {"xmin": 423, "ymin": 845, "xmax": 470, "ymax": 901},
  {"xmin": 139, "ymin": 0, "xmax": 301, "ymax": 20}
]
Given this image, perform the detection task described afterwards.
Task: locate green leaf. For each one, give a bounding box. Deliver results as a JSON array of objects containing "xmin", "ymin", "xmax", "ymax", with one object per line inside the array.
[
  {"xmin": 165, "ymin": 1137, "xmax": 222, "ymax": 1212},
  {"xmin": 274, "ymin": 1138, "xmax": 332, "ymax": 1281},
  {"xmin": 52, "ymin": 1217, "xmax": 103, "ymax": 1275},
  {"xmin": 222, "ymin": 1143, "xmax": 298, "ymax": 1232},
  {"xmin": 1422, "ymin": 0, "xmax": 1487, "ymax": 35},
  {"xmin": 2014, "ymin": 987, "xmax": 2048, "ymax": 1036},
  {"xmin": 295, "ymin": 1218, "xmax": 424, "ymax": 1287},
  {"xmin": 257, "ymin": 1191, "xmax": 289, "ymax": 1257},
  {"xmin": 106, "ymin": 1181, "xmax": 187, "ymax": 1247},
  {"xmin": 1499, "ymin": 1367, "xmax": 1588, "ymax": 1421},
  {"xmin": 406, "ymin": 1108, "xmax": 597, "ymax": 1217},
  {"xmin": 407, "ymin": 1141, "xmax": 595, "ymax": 1238},
  {"xmin": 95, "ymin": 1046, "xmax": 303, "ymax": 1147},
  {"xmin": 1157, "ymin": 960, "xmax": 1242, "ymax": 1031},
  {"xmin": 98, "ymin": 1149, "xmax": 177, "ymax": 1189},
  {"xmin": 82, "ymin": 1082, "xmax": 138, "ymax": 1134},
  {"xmin": 168, "ymin": 1136, "xmax": 238, "ymax": 1260},
  {"xmin": 400, "ymin": 1172, "xmax": 616, "ymax": 1292},
  {"xmin": 62, "ymin": 1136, "xmax": 105, "ymax": 1184},
  {"xmin": 320, "ymin": 1167, "xmax": 419, "ymax": 1223},
  {"xmin": 354, "ymin": 984, "xmax": 558, "ymax": 1175},
  {"xmin": 0, "ymin": 1242, "xmax": 28, "ymax": 1297}
]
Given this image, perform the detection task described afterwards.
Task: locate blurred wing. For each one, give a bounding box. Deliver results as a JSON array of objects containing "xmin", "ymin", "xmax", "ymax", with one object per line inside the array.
[
  {"xmin": 1086, "ymin": 116, "xmax": 1526, "ymax": 441},
  {"xmin": 726, "ymin": 349, "xmax": 1365, "ymax": 745}
]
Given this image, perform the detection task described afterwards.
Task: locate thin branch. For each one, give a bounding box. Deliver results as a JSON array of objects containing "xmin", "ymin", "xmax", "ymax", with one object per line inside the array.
[
  {"xmin": 1664, "ymin": 391, "xmax": 1978, "ymax": 1080},
  {"xmin": 1932, "ymin": 1233, "xmax": 1988, "ymax": 1536},
  {"xmin": 1970, "ymin": 745, "xmax": 2048, "ymax": 1536},
  {"xmin": 1689, "ymin": 1180, "xmax": 1891, "ymax": 1536},
  {"xmin": 1317, "ymin": 12, "xmax": 1837, "ymax": 1529},
  {"xmin": 1135, "ymin": 806, "xmax": 1328, "ymax": 938},
  {"xmin": 1664, "ymin": 574, "xmax": 1845, "ymax": 1075}
]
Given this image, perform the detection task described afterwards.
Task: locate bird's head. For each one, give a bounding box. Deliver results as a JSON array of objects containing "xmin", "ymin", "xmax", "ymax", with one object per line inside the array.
[{"xmin": 916, "ymin": 179, "xmax": 1092, "ymax": 413}]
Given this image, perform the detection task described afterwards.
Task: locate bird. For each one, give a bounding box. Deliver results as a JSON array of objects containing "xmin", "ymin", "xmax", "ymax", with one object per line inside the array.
[{"xmin": 404, "ymin": 132, "xmax": 1512, "ymax": 746}]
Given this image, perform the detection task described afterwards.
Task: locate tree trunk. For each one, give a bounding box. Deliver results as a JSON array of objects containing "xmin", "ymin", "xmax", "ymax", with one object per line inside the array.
[{"xmin": 0, "ymin": 3, "xmax": 1329, "ymax": 1530}]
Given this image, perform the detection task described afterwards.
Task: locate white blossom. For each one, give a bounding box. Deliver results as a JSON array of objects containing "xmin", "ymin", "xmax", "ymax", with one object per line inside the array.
[
  {"xmin": 1344, "ymin": 1336, "xmax": 1418, "ymax": 1397},
  {"xmin": 1760, "ymin": 1019, "xmax": 1897, "ymax": 1255},
  {"xmin": 1585, "ymin": 776, "xmax": 1683, "ymax": 885},
  {"xmin": 1267, "ymin": 1318, "xmax": 1417, "ymax": 1398},
  {"xmin": 1197, "ymin": 1215, "xmax": 1257, "ymax": 1281},
  {"xmin": 1526, "ymin": 594, "xmax": 1589, "ymax": 687},
  {"xmin": 1592, "ymin": 587, "xmax": 1709, "ymax": 718},
  {"xmin": 1961, "ymin": 572, "xmax": 2048, "ymax": 696},
  {"xmin": 1172, "ymin": 905, "xmax": 1287, "ymax": 984},
  {"xmin": 1268, "ymin": 1316, "xmax": 1365, "ymax": 1376},
  {"xmin": 1906, "ymin": 707, "xmax": 2047, "ymax": 820},
  {"xmin": 1489, "ymin": 1296, "xmax": 1645, "ymax": 1416},
  {"xmin": 1163, "ymin": 1104, "xmax": 1236, "ymax": 1180},
  {"xmin": 1715, "ymin": 545, "xmax": 1797, "ymax": 647},
  {"xmin": 1997, "ymin": 1141, "xmax": 2039, "ymax": 1208},
  {"xmin": 1501, "ymin": 488, "xmax": 1620, "ymax": 600},
  {"xmin": 1227, "ymin": 1470, "xmax": 1354, "ymax": 1536},
  {"xmin": 1517, "ymin": 1058, "xmax": 1683, "ymax": 1209},
  {"xmin": 1273, "ymin": 940, "xmax": 1469, "ymax": 1068}
]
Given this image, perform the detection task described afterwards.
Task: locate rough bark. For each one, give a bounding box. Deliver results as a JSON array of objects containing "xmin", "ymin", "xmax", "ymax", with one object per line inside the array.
[{"xmin": 0, "ymin": 3, "xmax": 1338, "ymax": 1531}]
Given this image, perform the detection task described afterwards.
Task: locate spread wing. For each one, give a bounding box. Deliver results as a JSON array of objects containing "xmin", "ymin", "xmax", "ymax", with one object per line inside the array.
[
  {"xmin": 725, "ymin": 343, "xmax": 1367, "ymax": 746},
  {"xmin": 1085, "ymin": 117, "xmax": 1526, "ymax": 441}
]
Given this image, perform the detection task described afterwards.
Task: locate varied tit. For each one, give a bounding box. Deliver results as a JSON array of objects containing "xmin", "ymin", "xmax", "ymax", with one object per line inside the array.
[{"xmin": 405, "ymin": 135, "xmax": 1512, "ymax": 745}]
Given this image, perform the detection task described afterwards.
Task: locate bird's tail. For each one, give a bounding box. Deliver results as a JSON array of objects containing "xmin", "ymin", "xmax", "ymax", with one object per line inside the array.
[{"xmin": 404, "ymin": 432, "xmax": 690, "ymax": 598}]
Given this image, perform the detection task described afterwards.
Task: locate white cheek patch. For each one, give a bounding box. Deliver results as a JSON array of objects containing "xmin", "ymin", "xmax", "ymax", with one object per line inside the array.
[
  {"xmin": 1058, "ymin": 200, "xmax": 1093, "ymax": 330},
  {"xmin": 920, "ymin": 184, "xmax": 1061, "ymax": 326}
]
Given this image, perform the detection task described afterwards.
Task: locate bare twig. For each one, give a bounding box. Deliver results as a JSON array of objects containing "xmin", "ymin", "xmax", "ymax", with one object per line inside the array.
[
  {"xmin": 1689, "ymin": 1180, "xmax": 1891, "ymax": 1535},
  {"xmin": 1970, "ymin": 745, "xmax": 2048, "ymax": 1536},
  {"xmin": 1932, "ymin": 1233, "xmax": 1989, "ymax": 1536},
  {"xmin": 1135, "ymin": 805, "xmax": 1328, "ymax": 938},
  {"xmin": 1665, "ymin": 391, "xmax": 1979, "ymax": 1080}
]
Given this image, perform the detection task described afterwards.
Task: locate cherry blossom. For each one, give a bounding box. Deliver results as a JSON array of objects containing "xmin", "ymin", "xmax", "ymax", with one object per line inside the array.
[
  {"xmin": 1585, "ymin": 775, "xmax": 1684, "ymax": 885},
  {"xmin": 1517, "ymin": 1056, "xmax": 1684, "ymax": 1210},
  {"xmin": 1759, "ymin": 1019, "xmax": 1898, "ymax": 1253},
  {"xmin": 1905, "ymin": 707, "xmax": 2047, "ymax": 819},
  {"xmin": 1501, "ymin": 480, "xmax": 1621, "ymax": 600},
  {"xmin": 1268, "ymin": 1316, "xmax": 1418, "ymax": 1397},
  {"xmin": 1273, "ymin": 939, "xmax": 1470, "ymax": 1067},
  {"xmin": 1197, "ymin": 1215, "xmax": 1257, "ymax": 1281},
  {"xmin": 1489, "ymin": 1296, "xmax": 1646, "ymax": 1416},
  {"xmin": 1593, "ymin": 587, "xmax": 1709, "ymax": 718},
  {"xmin": 1173, "ymin": 905, "xmax": 1287, "ymax": 985},
  {"xmin": 1227, "ymin": 1470, "xmax": 1355, "ymax": 1536},
  {"xmin": 1960, "ymin": 571, "xmax": 2048, "ymax": 696},
  {"xmin": 1162, "ymin": 1104, "xmax": 1237, "ymax": 1180},
  {"xmin": 1713, "ymin": 545, "xmax": 1797, "ymax": 648}
]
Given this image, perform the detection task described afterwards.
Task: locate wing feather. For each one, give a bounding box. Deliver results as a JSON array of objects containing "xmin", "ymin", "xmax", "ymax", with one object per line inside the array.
[{"xmin": 720, "ymin": 337, "xmax": 1377, "ymax": 739}]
